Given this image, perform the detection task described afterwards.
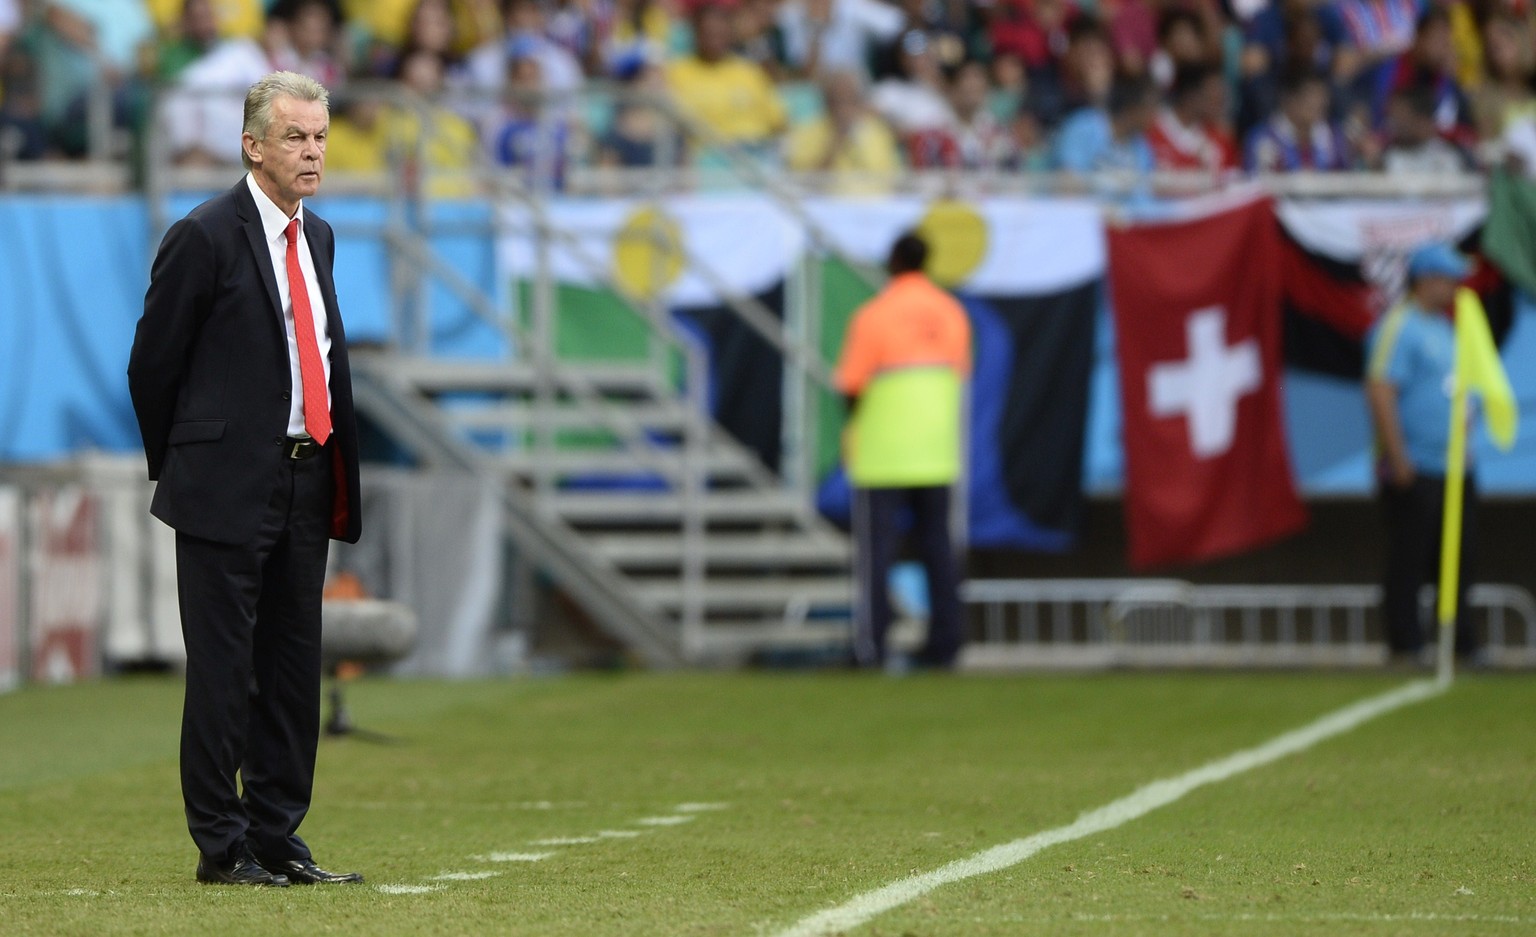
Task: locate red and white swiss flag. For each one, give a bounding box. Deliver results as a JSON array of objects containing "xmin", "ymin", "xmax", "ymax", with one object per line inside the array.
[{"xmin": 1109, "ymin": 195, "xmax": 1308, "ymax": 569}]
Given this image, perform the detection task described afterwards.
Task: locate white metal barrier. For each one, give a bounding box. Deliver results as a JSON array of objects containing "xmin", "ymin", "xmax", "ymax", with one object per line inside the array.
[{"xmin": 960, "ymin": 579, "xmax": 1536, "ymax": 670}]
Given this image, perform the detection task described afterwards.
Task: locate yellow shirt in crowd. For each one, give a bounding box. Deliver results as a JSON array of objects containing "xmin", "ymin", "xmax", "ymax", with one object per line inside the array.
[
  {"xmin": 784, "ymin": 115, "xmax": 901, "ymax": 193},
  {"xmin": 326, "ymin": 103, "xmax": 480, "ymax": 198},
  {"xmin": 665, "ymin": 54, "xmax": 787, "ymax": 145},
  {"xmin": 147, "ymin": 0, "xmax": 264, "ymax": 39}
]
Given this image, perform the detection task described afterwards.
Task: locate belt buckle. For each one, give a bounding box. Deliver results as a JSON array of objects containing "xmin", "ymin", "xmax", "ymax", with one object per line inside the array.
[{"xmin": 287, "ymin": 438, "xmax": 308, "ymax": 460}]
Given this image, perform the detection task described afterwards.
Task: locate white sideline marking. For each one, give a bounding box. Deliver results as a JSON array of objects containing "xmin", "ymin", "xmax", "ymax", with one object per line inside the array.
[
  {"xmin": 676, "ymin": 802, "xmax": 730, "ymax": 812},
  {"xmin": 774, "ymin": 679, "xmax": 1444, "ymax": 937},
  {"xmin": 432, "ymin": 871, "xmax": 501, "ymax": 881},
  {"xmin": 1061, "ymin": 912, "xmax": 1527, "ymax": 925},
  {"xmin": 376, "ymin": 884, "xmax": 442, "ymax": 895},
  {"xmin": 476, "ymin": 852, "xmax": 554, "ymax": 863},
  {"xmin": 596, "ymin": 830, "xmax": 643, "ymax": 839},
  {"xmin": 636, "ymin": 815, "xmax": 695, "ymax": 827},
  {"xmin": 530, "ymin": 836, "xmax": 601, "ymax": 846}
]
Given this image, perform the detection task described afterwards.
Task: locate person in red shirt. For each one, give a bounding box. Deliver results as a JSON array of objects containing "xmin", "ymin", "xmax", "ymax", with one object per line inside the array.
[{"xmin": 1147, "ymin": 63, "xmax": 1238, "ymax": 172}]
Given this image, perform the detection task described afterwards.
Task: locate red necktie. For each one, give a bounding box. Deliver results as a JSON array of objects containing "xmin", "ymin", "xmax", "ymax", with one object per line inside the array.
[{"xmin": 284, "ymin": 217, "xmax": 331, "ymax": 445}]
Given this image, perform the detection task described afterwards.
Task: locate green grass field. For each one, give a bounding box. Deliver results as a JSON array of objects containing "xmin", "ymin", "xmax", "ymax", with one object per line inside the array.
[{"xmin": 1, "ymin": 672, "xmax": 1533, "ymax": 936}]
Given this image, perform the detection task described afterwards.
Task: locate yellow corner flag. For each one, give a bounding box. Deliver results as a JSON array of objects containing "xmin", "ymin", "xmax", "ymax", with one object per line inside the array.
[{"xmin": 1435, "ymin": 287, "xmax": 1519, "ymax": 683}]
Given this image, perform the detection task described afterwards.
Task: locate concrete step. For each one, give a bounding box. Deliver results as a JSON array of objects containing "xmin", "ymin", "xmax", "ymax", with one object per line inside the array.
[
  {"xmin": 493, "ymin": 444, "xmax": 755, "ymax": 478},
  {"xmin": 446, "ymin": 401, "xmax": 692, "ymax": 433},
  {"xmin": 378, "ymin": 356, "xmax": 667, "ymax": 396},
  {"xmin": 544, "ymin": 490, "xmax": 808, "ymax": 524},
  {"xmin": 589, "ymin": 532, "xmax": 850, "ymax": 568},
  {"xmin": 633, "ymin": 576, "xmax": 854, "ymax": 612}
]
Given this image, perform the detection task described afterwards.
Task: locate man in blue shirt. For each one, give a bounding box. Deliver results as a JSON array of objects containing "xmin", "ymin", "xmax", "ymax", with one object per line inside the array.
[
  {"xmin": 1054, "ymin": 76, "xmax": 1157, "ymax": 176},
  {"xmin": 1364, "ymin": 242, "xmax": 1481, "ymax": 661}
]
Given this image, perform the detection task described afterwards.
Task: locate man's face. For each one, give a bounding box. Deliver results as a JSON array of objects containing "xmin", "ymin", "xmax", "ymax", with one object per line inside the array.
[
  {"xmin": 1415, "ymin": 274, "xmax": 1459, "ymax": 312},
  {"xmin": 246, "ymin": 95, "xmax": 328, "ymax": 211}
]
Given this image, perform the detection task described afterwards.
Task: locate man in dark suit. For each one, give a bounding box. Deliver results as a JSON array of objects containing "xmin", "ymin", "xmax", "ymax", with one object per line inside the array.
[{"xmin": 128, "ymin": 71, "xmax": 363, "ymax": 887}]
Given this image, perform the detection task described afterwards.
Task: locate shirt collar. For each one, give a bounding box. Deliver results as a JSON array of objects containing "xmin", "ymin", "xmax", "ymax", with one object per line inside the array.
[{"xmin": 245, "ymin": 172, "xmax": 302, "ymax": 245}]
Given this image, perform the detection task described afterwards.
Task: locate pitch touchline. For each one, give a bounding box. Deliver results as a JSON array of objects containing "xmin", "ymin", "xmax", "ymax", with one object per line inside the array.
[{"xmin": 773, "ymin": 679, "xmax": 1445, "ymax": 937}]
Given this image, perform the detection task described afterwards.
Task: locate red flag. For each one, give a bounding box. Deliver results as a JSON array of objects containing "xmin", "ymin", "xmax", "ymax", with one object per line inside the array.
[{"xmin": 1109, "ymin": 196, "xmax": 1308, "ymax": 569}]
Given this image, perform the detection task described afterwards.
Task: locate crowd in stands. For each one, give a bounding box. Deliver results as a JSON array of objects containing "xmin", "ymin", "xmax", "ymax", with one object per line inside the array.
[{"xmin": 0, "ymin": 0, "xmax": 1532, "ymax": 188}]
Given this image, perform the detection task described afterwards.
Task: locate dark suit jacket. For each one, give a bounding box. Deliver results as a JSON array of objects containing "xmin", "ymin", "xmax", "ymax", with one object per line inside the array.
[{"xmin": 128, "ymin": 179, "xmax": 362, "ymax": 545}]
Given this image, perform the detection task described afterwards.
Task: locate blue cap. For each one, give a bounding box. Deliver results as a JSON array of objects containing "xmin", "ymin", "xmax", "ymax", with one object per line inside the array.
[{"xmin": 1407, "ymin": 242, "xmax": 1471, "ymax": 281}]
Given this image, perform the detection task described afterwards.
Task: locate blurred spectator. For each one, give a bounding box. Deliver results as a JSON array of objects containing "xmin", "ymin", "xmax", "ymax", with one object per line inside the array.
[
  {"xmin": 665, "ymin": 1, "xmax": 787, "ymax": 152},
  {"xmin": 1003, "ymin": 102, "xmax": 1050, "ymax": 170},
  {"xmin": 1026, "ymin": 17, "xmax": 1113, "ymax": 130},
  {"xmin": 30, "ymin": 0, "xmax": 156, "ymax": 155},
  {"xmin": 324, "ymin": 94, "xmax": 389, "ymax": 174},
  {"xmin": 344, "ymin": 0, "xmax": 420, "ymax": 49},
  {"xmin": 0, "ymin": 0, "xmax": 17, "ymax": 57},
  {"xmin": 547, "ymin": 0, "xmax": 606, "ymax": 75},
  {"xmin": 1053, "ymin": 75, "xmax": 1157, "ymax": 174},
  {"xmin": 776, "ymin": 0, "xmax": 904, "ymax": 81},
  {"xmin": 269, "ymin": 0, "xmax": 344, "ymax": 86},
  {"xmin": 601, "ymin": 0, "xmax": 673, "ymax": 77},
  {"xmin": 948, "ymin": 58, "xmax": 1013, "ymax": 168},
  {"xmin": 155, "ymin": 0, "xmax": 222, "ymax": 81},
  {"xmin": 394, "ymin": 48, "xmax": 482, "ymax": 192},
  {"xmin": 732, "ymin": 0, "xmax": 788, "ymax": 79},
  {"xmin": 1238, "ymin": 0, "xmax": 1348, "ymax": 138},
  {"xmin": 870, "ymin": 0, "xmax": 966, "ymax": 81},
  {"xmin": 596, "ymin": 53, "xmax": 680, "ymax": 166},
  {"xmin": 1379, "ymin": 84, "xmax": 1473, "ymax": 172},
  {"xmin": 492, "ymin": 45, "xmax": 573, "ymax": 187},
  {"xmin": 469, "ymin": 0, "xmax": 584, "ymax": 95},
  {"xmin": 161, "ymin": 29, "xmax": 271, "ymax": 164},
  {"xmin": 1323, "ymin": 0, "xmax": 1420, "ymax": 115},
  {"xmin": 1385, "ymin": 7, "xmax": 1474, "ymax": 143},
  {"xmin": 1472, "ymin": 11, "xmax": 1536, "ymax": 169},
  {"xmin": 147, "ymin": 0, "xmax": 264, "ymax": 41},
  {"xmin": 366, "ymin": 0, "xmax": 470, "ymax": 80},
  {"xmin": 1148, "ymin": 6, "xmax": 1218, "ymax": 89},
  {"xmin": 986, "ymin": 0, "xmax": 1080, "ymax": 82},
  {"xmin": 1101, "ymin": 0, "xmax": 1157, "ymax": 77},
  {"xmin": 1244, "ymin": 69, "xmax": 1353, "ymax": 171},
  {"xmin": 1, "ymin": 1, "xmax": 49, "ymax": 160},
  {"xmin": 783, "ymin": 69, "xmax": 900, "ymax": 189},
  {"xmin": 871, "ymin": 29, "xmax": 953, "ymax": 145},
  {"xmin": 1147, "ymin": 63, "xmax": 1238, "ymax": 172}
]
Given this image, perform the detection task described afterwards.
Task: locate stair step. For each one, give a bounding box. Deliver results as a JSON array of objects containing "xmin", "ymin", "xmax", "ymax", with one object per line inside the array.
[
  {"xmin": 382, "ymin": 357, "xmax": 667, "ymax": 396},
  {"xmin": 633, "ymin": 576, "xmax": 854, "ymax": 612},
  {"xmin": 492, "ymin": 445, "xmax": 754, "ymax": 478},
  {"xmin": 447, "ymin": 401, "xmax": 692, "ymax": 433},
  {"xmin": 590, "ymin": 533, "xmax": 850, "ymax": 567},
  {"xmin": 545, "ymin": 490, "xmax": 808, "ymax": 523}
]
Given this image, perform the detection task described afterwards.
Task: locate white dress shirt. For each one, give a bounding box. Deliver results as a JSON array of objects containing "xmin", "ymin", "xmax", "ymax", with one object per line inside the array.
[{"xmin": 245, "ymin": 172, "xmax": 332, "ymax": 437}]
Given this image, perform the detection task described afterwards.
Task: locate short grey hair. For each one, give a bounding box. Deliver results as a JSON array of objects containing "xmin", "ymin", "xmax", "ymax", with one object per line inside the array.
[{"xmin": 242, "ymin": 71, "xmax": 330, "ymax": 169}]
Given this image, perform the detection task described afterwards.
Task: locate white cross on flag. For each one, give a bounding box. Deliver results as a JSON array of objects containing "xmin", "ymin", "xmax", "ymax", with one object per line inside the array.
[{"xmin": 1109, "ymin": 196, "xmax": 1308, "ymax": 569}]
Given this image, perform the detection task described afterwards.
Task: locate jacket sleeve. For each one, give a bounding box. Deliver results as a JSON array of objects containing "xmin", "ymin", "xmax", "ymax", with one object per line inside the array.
[{"xmin": 127, "ymin": 216, "xmax": 216, "ymax": 480}]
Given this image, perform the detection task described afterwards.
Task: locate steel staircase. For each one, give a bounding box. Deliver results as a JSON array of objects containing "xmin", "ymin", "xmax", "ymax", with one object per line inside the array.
[{"xmin": 350, "ymin": 348, "xmax": 854, "ymax": 666}]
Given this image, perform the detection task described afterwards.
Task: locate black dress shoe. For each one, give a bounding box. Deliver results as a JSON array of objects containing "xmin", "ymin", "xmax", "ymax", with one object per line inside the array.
[
  {"xmin": 257, "ymin": 856, "xmax": 364, "ymax": 885},
  {"xmin": 196, "ymin": 850, "xmax": 290, "ymax": 886}
]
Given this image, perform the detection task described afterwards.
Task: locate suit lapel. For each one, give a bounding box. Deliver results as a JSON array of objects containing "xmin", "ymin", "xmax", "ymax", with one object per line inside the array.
[{"xmin": 234, "ymin": 180, "xmax": 287, "ymax": 343}]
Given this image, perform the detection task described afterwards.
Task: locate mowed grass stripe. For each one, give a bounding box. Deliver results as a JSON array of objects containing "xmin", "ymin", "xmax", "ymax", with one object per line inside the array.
[{"xmin": 774, "ymin": 679, "xmax": 1444, "ymax": 937}]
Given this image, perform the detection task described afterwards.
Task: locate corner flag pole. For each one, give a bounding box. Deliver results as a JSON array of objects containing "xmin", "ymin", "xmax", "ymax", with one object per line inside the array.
[
  {"xmin": 1436, "ymin": 287, "xmax": 1520, "ymax": 686},
  {"xmin": 1434, "ymin": 377, "xmax": 1468, "ymax": 687}
]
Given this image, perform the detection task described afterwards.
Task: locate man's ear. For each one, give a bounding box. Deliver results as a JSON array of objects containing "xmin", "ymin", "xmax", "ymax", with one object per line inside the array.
[{"xmin": 243, "ymin": 132, "xmax": 261, "ymax": 167}]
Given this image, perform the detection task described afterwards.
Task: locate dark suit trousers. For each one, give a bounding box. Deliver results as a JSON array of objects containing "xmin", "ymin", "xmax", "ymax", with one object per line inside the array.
[
  {"xmin": 1379, "ymin": 472, "xmax": 1480, "ymax": 656},
  {"xmin": 176, "ymin": 450, "xmax": 332, "ymax": 862},
  {"xmin": 852, "ymin": 485, "xmax": 964, "ymax": 667}
]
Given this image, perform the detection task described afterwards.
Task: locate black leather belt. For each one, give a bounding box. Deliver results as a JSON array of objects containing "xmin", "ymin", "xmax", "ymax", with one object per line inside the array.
[{"xmin": 284, "ymin": 436, "xmax": 321, "ymax": 460}]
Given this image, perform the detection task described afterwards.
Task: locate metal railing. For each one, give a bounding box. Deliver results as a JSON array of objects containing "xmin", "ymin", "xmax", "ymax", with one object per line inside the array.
[{"xmin": 961, "ymin": 579, "xmax": 1536, "ymax": 669}]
